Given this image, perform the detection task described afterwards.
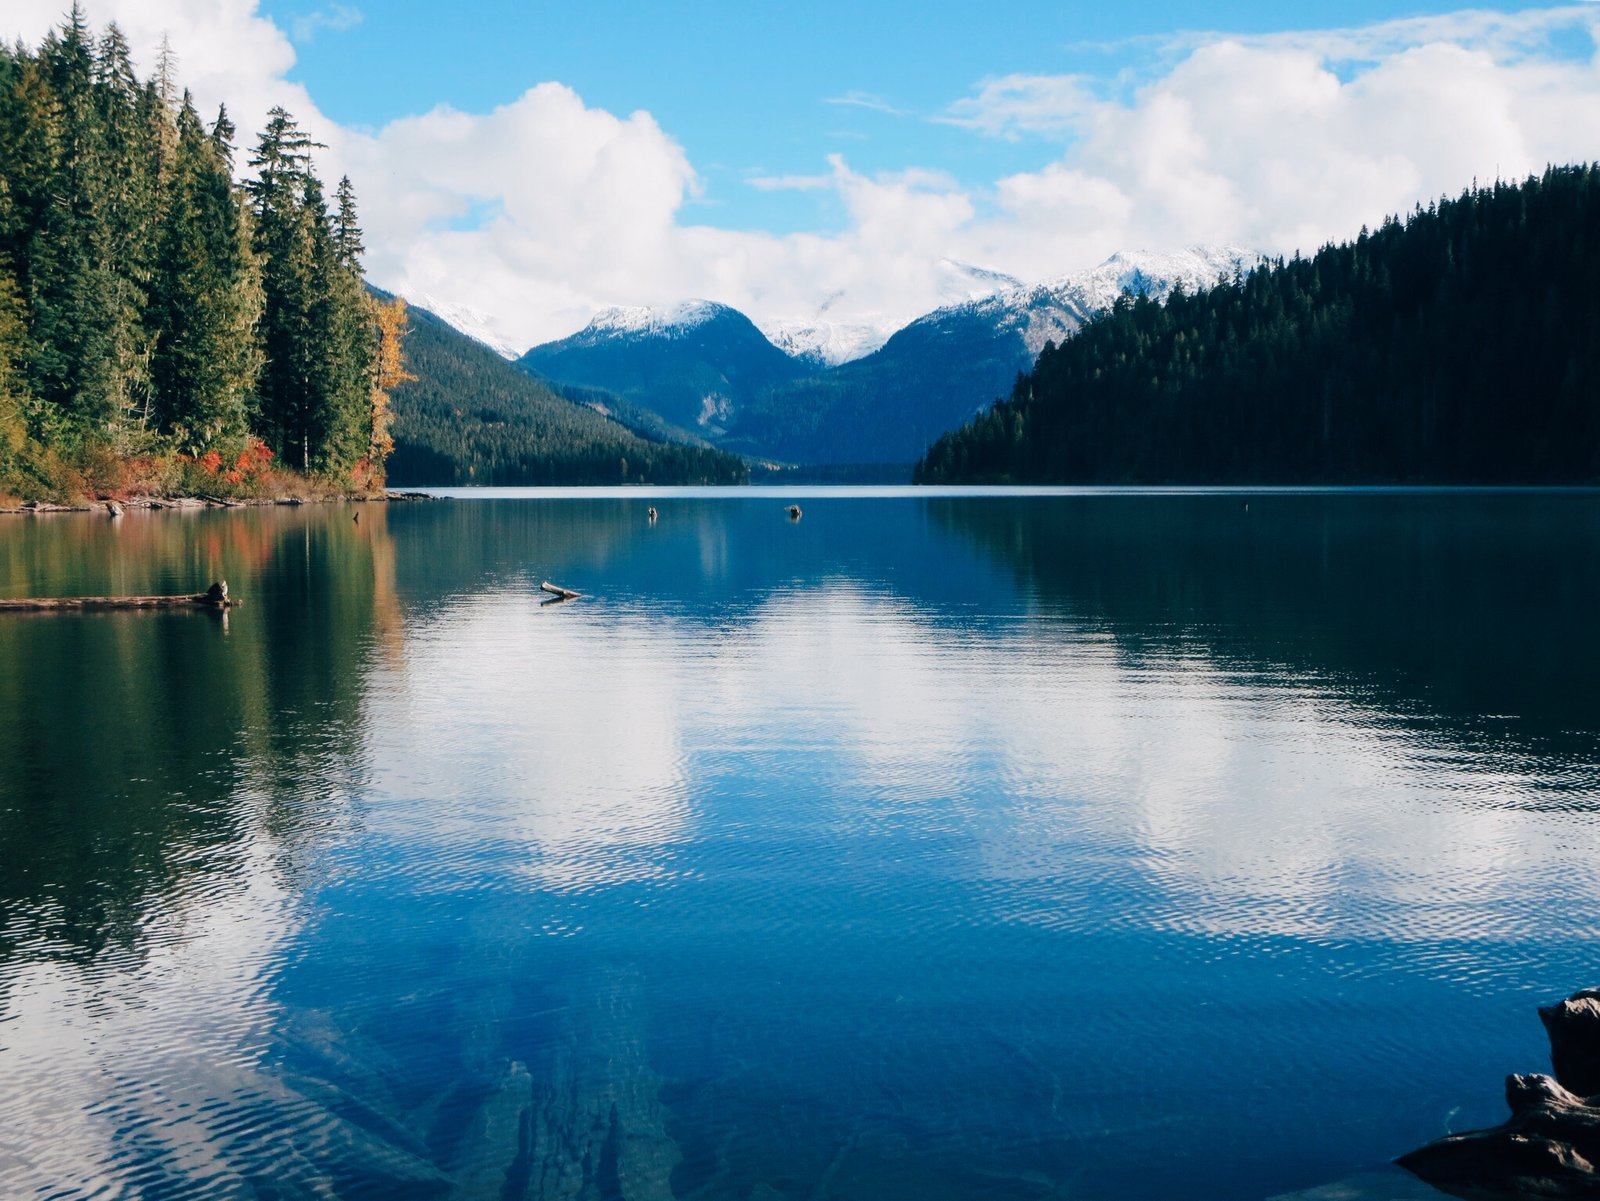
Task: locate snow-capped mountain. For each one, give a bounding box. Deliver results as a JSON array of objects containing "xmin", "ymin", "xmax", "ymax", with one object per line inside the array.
[
  {"xmin": 950, "ymin": 245, "xmax": 1263, "ymax": 357},
  {"xmin": 515, "ymin": 245, "xmax": 1264, "ymax": 468},
  {"xmin": 404, "ymin": 292, "xmax": 525, "ymax": 360},
  {"xmin": 756, "ymin": 259, "xmax": 1024, "ymax": 367},
  {"xmin": 725, "ymin": 245, "xmax": 1265, "ymax": 467},
  {"xmin": 517, "ymin": 300, "xmax": 813, "ymax": 438},
  {"xmin": 758, "ymin": 319, "xmax": 890, "ymax": 367},
  {"xmin": 573, "ymin": 299, "xmax": 733, "ymax": 342}
]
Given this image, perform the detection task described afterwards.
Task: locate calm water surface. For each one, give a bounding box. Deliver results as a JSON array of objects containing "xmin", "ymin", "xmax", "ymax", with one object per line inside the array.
[{"xmin": 2, "ymin": 489, "xmax": 1599, "ymax": 1200}]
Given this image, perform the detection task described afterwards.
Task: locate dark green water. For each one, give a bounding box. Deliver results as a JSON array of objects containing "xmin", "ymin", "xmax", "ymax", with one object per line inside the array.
[{"xmin": 2, "ymin": 489, "xmax": 1599, "ymax": 1200}]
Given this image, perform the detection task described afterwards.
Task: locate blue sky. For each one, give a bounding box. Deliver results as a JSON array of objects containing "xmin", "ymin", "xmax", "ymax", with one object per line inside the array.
[
  {"xmin": 258, "ymin": 0, "xmax": 1597, "ymax": 238},
  {"xmin": 11, "ymin": 1, "xmax": 1600, "ymax": 351}
]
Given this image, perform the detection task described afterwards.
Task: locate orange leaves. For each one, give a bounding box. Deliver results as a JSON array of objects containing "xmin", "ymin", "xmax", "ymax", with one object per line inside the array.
[{"xmin": 367, "ymin": 295, "xmax": 412, "ymax": 467}]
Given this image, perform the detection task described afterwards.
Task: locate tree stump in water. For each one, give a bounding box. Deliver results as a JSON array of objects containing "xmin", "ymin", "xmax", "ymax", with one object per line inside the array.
[{"xmin": 1398, "ymin": 990, "xmax": 1600, "ymax": 1198}]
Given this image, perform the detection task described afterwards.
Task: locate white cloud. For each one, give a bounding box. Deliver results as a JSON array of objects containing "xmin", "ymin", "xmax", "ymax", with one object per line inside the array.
[
  {"xmin": 6, "ymin": 3, "xmax": 1600, "ymax": 354},
  {"xmin": 289, "ymin": 2, "xmax": 362, "ymax": 43},
  {"xmin": 942, "ymin": 73, "xmax": 1101, "ymax": 138},
  {"xmin": 824, "ymin": 90, "xmax": 911, "ymax": 116}
]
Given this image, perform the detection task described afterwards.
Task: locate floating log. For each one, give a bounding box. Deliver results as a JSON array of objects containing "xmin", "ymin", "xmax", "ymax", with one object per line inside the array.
[
  {"xmin": 105, "ymin": 500, "xmax": 123, "ymax": 518},
  {"xmin": 0, "ymin": 581, "xmax": 237, "ymax": 612},
  {"xmin": 540, "ymin": 581, "xmax": 582, "ymax": 600},
  {"xmin": 1398, "ymin": 989, "xmax": 1600, "ymax": 1198}
]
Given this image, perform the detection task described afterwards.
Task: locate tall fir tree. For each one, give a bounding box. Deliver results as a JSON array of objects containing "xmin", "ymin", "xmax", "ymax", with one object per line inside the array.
[
  {"xmin": 29, "ymin": 3, "xmax": 126, "ymax": 439},
  {"xmin": 246, "ymin": 106, "xmax": 322, "ymax": 469},
  {"xmin": 313, "ymin": 175, "xmax": 375, "ymax": 474},
  {"xmin": 94, "ymin": 22, "xmax": 162, "ymax": 439},
  {"xmin": 150, "ymin": 93, "xmax": 262, "ymax": 454}
]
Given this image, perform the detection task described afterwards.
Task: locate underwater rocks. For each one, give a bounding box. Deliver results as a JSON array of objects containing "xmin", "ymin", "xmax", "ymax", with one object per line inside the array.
[{"xmin": 1398, "ymin": 990, "xmax": 1600, "ymax": 1199}]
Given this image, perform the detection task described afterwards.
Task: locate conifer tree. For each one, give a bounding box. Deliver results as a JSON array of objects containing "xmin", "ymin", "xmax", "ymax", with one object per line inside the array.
[
  {"xmin": 31, "ymin": 4, "xmax": 122, "ymax": 437},
  {"xmin": 95, "ymin": 22, "xmax": 162, "ymax": 439},
  {"xmin": 306, "ymin": 174, "xmax": 374, "ymax": 474},
  {"xmin": 150, "ymin": 93, "xmax": 262, "ymax": 454},
  {"xmin": 246, "ymin": 106, "xmax": 322, "ymax": 468}
]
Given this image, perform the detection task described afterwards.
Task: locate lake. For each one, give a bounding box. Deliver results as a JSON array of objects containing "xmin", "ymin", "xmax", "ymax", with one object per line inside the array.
[{"xmin": 3, "ymin": 487, "xmax": 1599, "ymax": 1201}]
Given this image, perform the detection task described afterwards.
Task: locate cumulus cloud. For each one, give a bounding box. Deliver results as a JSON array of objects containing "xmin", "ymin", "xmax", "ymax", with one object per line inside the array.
[{"xmin": 6, "ymin": 3, "xmax": 1600, "ymax": 353}]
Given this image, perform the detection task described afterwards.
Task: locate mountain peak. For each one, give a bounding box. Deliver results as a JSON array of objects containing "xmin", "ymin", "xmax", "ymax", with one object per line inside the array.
[
  {"xmin": 944, "ymin": 244, "xmax": 1265, "ymax": 356},
  {"xmin": 582, "ymin": 299, "xmax": 737, "ymax": 339}
]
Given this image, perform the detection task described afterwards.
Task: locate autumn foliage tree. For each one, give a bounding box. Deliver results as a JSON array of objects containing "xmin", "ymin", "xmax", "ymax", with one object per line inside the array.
[{"xmin": 367, "ymin": 295, "xmax": 415, "ymax": 475}]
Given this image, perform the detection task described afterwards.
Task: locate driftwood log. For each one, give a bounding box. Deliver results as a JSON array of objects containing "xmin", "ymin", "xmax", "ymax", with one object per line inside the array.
[
  {"xmin": 539, "ymin": 581, "xmax": 582, "ymax": 601},
  {"xmin": 1398, "ymin": 990, "xmax": 1600, "ymax": 1198},
  {"xmin": 0, "ymin": 581, "xmax": 237, "ymax": 612}
]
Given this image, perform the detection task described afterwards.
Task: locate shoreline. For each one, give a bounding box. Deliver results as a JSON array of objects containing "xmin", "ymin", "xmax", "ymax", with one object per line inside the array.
[{"xmin": 0, "ymin": 491, "xmax": 438, "ymax": 516}]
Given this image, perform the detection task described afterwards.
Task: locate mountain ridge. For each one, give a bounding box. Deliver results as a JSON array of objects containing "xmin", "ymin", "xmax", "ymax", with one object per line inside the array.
[{"xmin": 413, "ymin": 245, "xmax": 1261, "ymax": 474}]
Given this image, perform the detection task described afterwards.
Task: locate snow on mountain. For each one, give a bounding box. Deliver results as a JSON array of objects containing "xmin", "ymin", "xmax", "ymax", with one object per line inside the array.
[
  {"xmin": 955, "ymin": 245, "xmax": 1264, "ymax": 356},
  {"xmin": 758, "ymin": 319, "xmax": 889, "ymax": 367},
  {"xmin": 405, "ymin": 293, "xmax": 525, "ymax": 360},
  {"xmin": 577, "ymin": 299, "xmax": 733, "ymax": 340},
  {"xmin": 935, "ymin": 257, "xmax": 1023, "ymax": 301},
  {"xmin": 752, "ymin": 263, "xmax": 1022, "ymax": 367}
]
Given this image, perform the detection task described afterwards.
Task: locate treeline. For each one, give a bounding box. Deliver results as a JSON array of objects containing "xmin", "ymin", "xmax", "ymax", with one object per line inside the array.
[
  {"xmin": 0, "ymin": 6, "xmax": 404, "ymax": 500},
  {"xmin": 386, "ymin": 301, "xmax": 749, "ymax": 486},
  {"xmin": 917, "ymin": 165, "xmax": 1600, "ymax": 485}
]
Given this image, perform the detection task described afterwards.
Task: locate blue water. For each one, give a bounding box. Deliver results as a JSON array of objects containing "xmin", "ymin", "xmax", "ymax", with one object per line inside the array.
[{"xmin": 3, "ymin": 489, "xmax": 1599, "ymax": 1200}]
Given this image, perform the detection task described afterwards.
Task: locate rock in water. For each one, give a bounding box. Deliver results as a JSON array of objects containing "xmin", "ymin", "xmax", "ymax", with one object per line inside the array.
[{"xmin": 1399, "ymin": 990, "xmax": 1600, "ymax": 1198}]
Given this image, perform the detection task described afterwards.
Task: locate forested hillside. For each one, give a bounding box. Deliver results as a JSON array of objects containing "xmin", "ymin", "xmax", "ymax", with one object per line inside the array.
[
  {"xmin": 387, "ymin": 302, "xmax": 748, "ymax": 486},
  {"xmin": 0, "ymin": 7, "xmax": 401, "ymax": 500},
  {"xmin": 917, "ymin": 166, "xmax": 1600, "ymax": 485}
]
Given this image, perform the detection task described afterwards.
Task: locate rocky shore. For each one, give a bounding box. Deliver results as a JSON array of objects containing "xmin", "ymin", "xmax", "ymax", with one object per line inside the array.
[{"xmin": 0, "ymin": 492, "xmax": 436, "ymax": 515}]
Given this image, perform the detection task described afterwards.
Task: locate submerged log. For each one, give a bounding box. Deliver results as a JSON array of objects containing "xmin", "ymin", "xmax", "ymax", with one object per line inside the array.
[
  {"xmin": 539, "ymin": 581, "xmax": 582, "ymax": 600},
  {"xmin": 1398, "ymin": 990, "xmax": 1600, "ymax": 1198},
  {"xmin": 0, "ymin": 581, "xmax": 237, "ymax": 612}
]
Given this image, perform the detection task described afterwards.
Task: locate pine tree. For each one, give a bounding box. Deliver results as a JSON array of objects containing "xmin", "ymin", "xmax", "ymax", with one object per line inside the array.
[
  {"xmin": 95, "ymin": 22, "xmax": 162, "ymax": 441},
  {"xmin": 246, "ymin": 106, "xmax": 322, "ymax": 468},
  {"xmin": 305, "ymin": 173, "xmax": 372, "ymax": 474},
  {"xmin": 28, "ymin": 5, "xmax": 123, "ymax": 438},
  {"xmin": 150, "ymin": 93, "xmax": 263, "ymax": 454}
]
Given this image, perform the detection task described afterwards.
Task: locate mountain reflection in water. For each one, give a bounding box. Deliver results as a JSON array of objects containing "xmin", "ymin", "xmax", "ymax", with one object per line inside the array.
[{"xmin": 2, "ymin": 491, "xmax": 1598, "ymax": 1200}]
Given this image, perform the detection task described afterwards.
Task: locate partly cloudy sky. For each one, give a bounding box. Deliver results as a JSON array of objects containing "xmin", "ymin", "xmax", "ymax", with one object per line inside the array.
[{"xmin": 6, "ymin": 1, "xmax": 1600, "ymax": 352}]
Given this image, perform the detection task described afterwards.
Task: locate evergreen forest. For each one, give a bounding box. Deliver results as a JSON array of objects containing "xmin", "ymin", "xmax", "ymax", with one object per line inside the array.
[
  {"xmin": 916, "ymin": 166, "xmax": 1600, "ymax": 485},
  {"xmin": 0, "ymin": 8, "xmax": 400, "ymax": 501}
]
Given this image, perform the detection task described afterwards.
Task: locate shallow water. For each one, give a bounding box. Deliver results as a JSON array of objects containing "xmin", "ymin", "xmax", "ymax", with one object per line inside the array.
[{"xmin": 2, "ymin": 489, "xmax": 1599, "ymax": 1200}]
